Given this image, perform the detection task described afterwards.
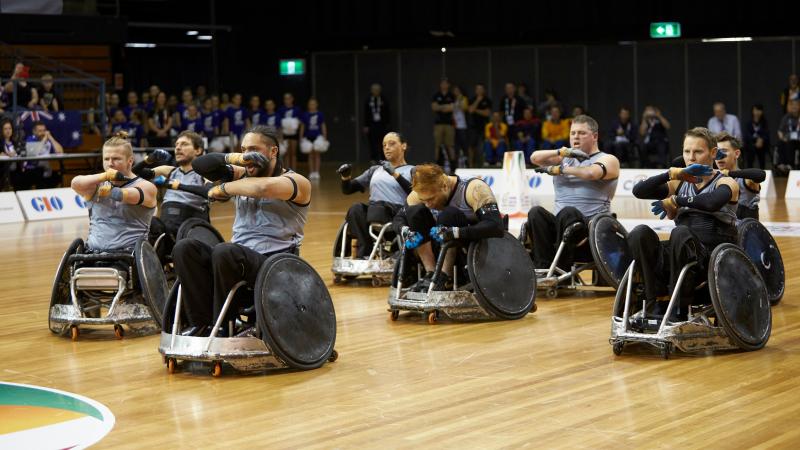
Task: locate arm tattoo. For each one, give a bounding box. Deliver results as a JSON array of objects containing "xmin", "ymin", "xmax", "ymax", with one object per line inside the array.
[{"xmin": 468, "ymin": 182, "xmax": 496, "ymax": 209}]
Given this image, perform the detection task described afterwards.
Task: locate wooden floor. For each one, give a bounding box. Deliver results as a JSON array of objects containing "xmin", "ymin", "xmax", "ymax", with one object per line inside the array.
[{"xmin": 2, "ymin": 165, "xmax": 800, "ymax": 448}]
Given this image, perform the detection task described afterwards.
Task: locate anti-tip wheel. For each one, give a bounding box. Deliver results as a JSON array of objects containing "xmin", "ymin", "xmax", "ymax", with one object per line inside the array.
[
  {"xmin": 661, "ymin": 344, "xmax": 672, "ymax": 360},
  {"xmin": 333, "ymin": 274, "xmax": 342, "ymax": 284},
  {"xmin": 546, "ymin": 288, "xmax": 557, "ymax": 299},
  {"xmin": 167, "ymin": 358, "xmax": 177, "ymax": 374},
  {"xmin": 612, "ymin": 341, "xmax": 624, "ymax": 356},
  {"xmin": 70, "ymin": 325, "xmax": 79, "ymax": 341},
  {"xmin": 427, "ymin": 311, "xmax": 438, "ymax": 325},
  {"xmin": 212, "ymin": 362, "xmax": 222, "ymax": 377},
  {"xmin": 390, "ymin": 310, "xmax": 400, "ymax": 321},
  {"xmin": 328, "ymin": 349, "xmax": 339, "ymax": 363},
  {"xmin": 372, "ymin": 277, "xmax": 381, "ymax": 287}
]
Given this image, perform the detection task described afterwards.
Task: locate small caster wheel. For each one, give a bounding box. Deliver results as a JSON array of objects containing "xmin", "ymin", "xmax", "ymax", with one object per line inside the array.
[
  {"xmin": 661, "ymin": 344, "xmax": 672, "ymax": 360},
  {"xmin": 612, "ymin": 341, "xmax": 624, "ymax": 356},
  {"xmin": 529, "ymin": 303, "xmax": 538, "ymax": 313},
  {"xmin": 546, "ymin": 288, "xmax": 557, "ymax": 299},
  {"xmin": 390, "ymin": 309, "xmax": 400, "ymax": 321},
  {"xmin": 167, "ymin": 358, "xmax": 177, "ymax": 374},
  {"xmin": 70, "ymin": 325, "xmax": 79, "ymax": 341},
  {"xmin": 211, "ymin": 362, "xmax": 222, "ymax": 377},
  {"xmin": 333, "ymin": 274, "xmax": 342, "ymax": 284},
  {"xmin": 328, "ymin": 349, "xmax": 339, "ymax": 363},
  {"xmin": 372, "ymin": 277, "xmax": 381, "ymax": 287},
  {"xmin": 427, "ymin": 311, "xmax": 438, "ymax": 325},
  {"xmin": 113, "ymin": 324, "xmax": 124, "ymax": 339}
]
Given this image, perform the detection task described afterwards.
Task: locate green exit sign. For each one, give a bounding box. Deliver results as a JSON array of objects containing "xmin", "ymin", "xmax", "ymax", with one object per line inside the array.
[
  {"xmin": 650, "ymin": 22, "xmax": 681, "ymax": 39},
  {"xmin": 279, "ymin": 59, "xmax": 305, "ymax": 76}
]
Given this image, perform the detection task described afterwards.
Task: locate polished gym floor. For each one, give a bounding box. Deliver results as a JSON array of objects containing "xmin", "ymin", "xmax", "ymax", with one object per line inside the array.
[{"xmin": 2, "ymin": 167, "xmax": 799, "ymax": 448}]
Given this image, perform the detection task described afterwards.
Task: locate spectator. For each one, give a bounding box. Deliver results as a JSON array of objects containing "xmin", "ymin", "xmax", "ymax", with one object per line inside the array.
[
  {"xmin": 246, "ymin": 95, "xmax": 264, "ymax": 129},
  {"xmin": 517, "ymin": 83, "xmax": 534, "ymax": 110},
  {"xmin": 452, "ymin": 85, "xmax": 470, "ymax": 168},
  {"xmin": 147, "ymin": 91, "xmax": 172, "ymax": 147},
  {"xmin": 145, "ymin": 85, "xmax": 159, "ymax": 111},
  {"xmin": 467, "ymin": 83, "xmax": 492, "ymax": 168},
  {"xmin": 513, "ymin": 108, "xmax": 540, "ymax": 161},
  {"xmin": 220, "ymin": 92, "xmax": 230, "ymax": 111},
  {"xmin": 780, "ymin": 74, "xmax": 800, "ymax": 113},
  {"xmin": 541, "ymin": 105, "xmax": 570, "ymax": 149},
  {"xmin": 300, "ymin": 97, "xmax": 327, "ymax": 180},
  {"xmin": 639, "ymin": 105, "xmax": 671, "ymax": 168},
  {"xmin": 606, "ymin": 106, "xmax": 638, "ymax": 167},
  {"xmin": 123, "ymin": 90, "xmax": 140, "ymax": 119},
  {"xmin": 277, "ymin": 92, "xmax": 302, "ymax": 170},
  {"xmin": 363, "ymin": 83, "xmax": 391, "ymax": 164},
  {"xmin": 226, "ymin": 93, "xmax": 247, "ymax": 149},
  {"xmin": 181, "ymin": 104, "xmax": 203, "ymax": 133},
  {"xmin": 571, "ymin": 105, "xmax": 585, "ymax": 118},
  {"xmin": 483, "ymin": 111, "xmax": 508, "ymax": 167},
  {"xmin": 196, "ymin": 85, "xmax": 208, "ymax": 104},
  {"xmin": 200, "ymin": 97, "xmax": 217, "ymax": 140},
  {"xmin": 4, "ymin": 63, "xmax": 38, "ymax": 110},
  {"xmin": 108, "ymin": 109, "xmax": 129, "ymax": 136},
  {"xmin": 127, "ymin": 110, "xmax": 147, "ymax": 147},
  {"xmin": 174, "ymin": 88, "xmax": 194, "ymax": 129},
  {"xmin": 12, "ymin": 120, "xmax": 63, "ymax": 189},
  {"xmin": 707, "ymin": 101, "xmax": 741, "ymax": 139},
  {"xmin": 777, "ymin": 99, "xmax": 800, "ymax": 173},
  {"xmin": 38, "ymin": 73, "xmax": 62, "ymax": 112},
  {"xmin": 207, "ymin": 95, "xmax": 229, "ymax": 153},
  {"xmin": 500, "ymin": 82, "xmax": 527, "ymax": 129},
  {"xmin": 1, "ymin": 118, "xmax": 20, "ymax": 190},
  {"xmin": 742, "ymin": 104, "xmax": 770, "ymax": 169},
  {"xmin": 537, "ymin": 90, "xmax": 562, "ymax": 121},
  {"xmin": 263, "ymin": 99, "xmax": 279, "ymax": 129},
  {"xmin": 141, "ymin": 91, "xmax": 152, "ymax": 112},
  {"xmin": 431, "ymin": 78, "xmax": 456, "ymax": 172},
  {"xmin": 107, "ymin": 92, "xmax": 121, "ymax": 119}
]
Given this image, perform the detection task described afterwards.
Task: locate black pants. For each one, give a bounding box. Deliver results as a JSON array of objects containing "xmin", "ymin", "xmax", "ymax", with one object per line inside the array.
[
  {"xmin": 161, "ymin": 201, "xmax": 210, "ymax": 237},
  {"xmin": 345, "ymin": 202, "xmax": 399, "ymax": 258},
  {"xmin": 367, "ymin": 124, "xmax": 387, "ymax": 162},
  {"xmin": 526, "ymin": 206, "xmax": 591, "ymax": 270},
  {"xmin": 400, "ymin": 204, "xmax": 470, "ymax": 276},
  {"xmin": 743, "ymin": 144, "xmax": 767, "ymax": 169},
  {"xmin": 627, "ymin": 225, "xmax": 709, "ymax": 307},
  {"xmin": 172, "ymin": 240, "xmax": 293, "ymax": 327},
  {"xmin": 779, "ymin": 140, "xmax": 800, "ymax": 168},
  {"xmin": 737, "ymin": 204, "xmax": 759, "ymax": 221}
]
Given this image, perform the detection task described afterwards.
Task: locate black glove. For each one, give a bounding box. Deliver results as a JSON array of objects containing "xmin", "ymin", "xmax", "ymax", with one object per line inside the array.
[
  {"xmin": 380, "ymin": 160, "xmax": 395, "ymax": 176},
  {"xmin": 337, "ymin": 163, "xmax": 352, "ymax": 178},
  {"xmin": 146, "ymin": 148, "xmax": 171, "ymax": 165}
]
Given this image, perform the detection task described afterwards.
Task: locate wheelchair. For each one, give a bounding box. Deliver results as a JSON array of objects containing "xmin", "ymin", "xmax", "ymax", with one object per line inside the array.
[
  {"xmin": 518, "ymin": 213, "xmax": 630, "ymax": 299},
  {"xmin": 148, "ymin": 217, "xmax": 224, "ymax": 287},
  {"xmin": 331, "ymin": 220, "xmax": 400, "ymax": 287},
  {"xmin": 388, "ymin": 231, "xmax": 536, "ymax": 324},
  {"xmin": 48, "ymin": 238, "xmax": 168, "ymax": 340},
  {"xmin": 609, "ymin": 243, "xmax": 772, "ymax": 358},
  {"xmin": 737, "ymin": 218, "xmax": 784, "ymax": 306},
  {"xmin": 159, "ymin": 252, "xmax": 338, "ymax": 376}
]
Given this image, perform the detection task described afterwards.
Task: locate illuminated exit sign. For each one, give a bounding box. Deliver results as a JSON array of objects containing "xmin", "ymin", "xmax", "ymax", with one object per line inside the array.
[
  {"xmin": 650, "ymin": 22, "xmax": 681, "ymax": 39},
  {"xmin": 279, "ymin": 59, "xmax": 305, "ymax": 76}
]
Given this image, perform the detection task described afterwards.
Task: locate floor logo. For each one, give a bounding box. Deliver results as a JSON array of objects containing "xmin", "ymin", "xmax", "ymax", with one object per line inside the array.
[{"xmin": 0, "ymin": 382, "xmax": 114, "ymax": 449}]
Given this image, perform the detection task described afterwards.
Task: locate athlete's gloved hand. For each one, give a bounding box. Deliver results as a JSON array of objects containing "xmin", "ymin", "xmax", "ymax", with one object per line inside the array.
[
  {"xmin": 558, "ymin": 147, "xmax": 590, "ymax": 161},
  {"xmin": 152, "ymin": 175, "xmax": 167, "ymax": 186},
  {"xmin": 534, "ymin": 165, "xmax": 562, "ymax": 176},
  {"xmin": 99, "ymin": 169, "xmax": 128, "ymax": 182},
  {"xmin": 337, "ymin": 163, "xmax": 352, "ymax": 178},
  {"xmin": 168, "ymin": 180, "xmax": 181, "ymax": 190},
  {"xmin": 715, "ymin": 150, "xmax": 727, "ymax": 161},
  {"xmin": 225, "ymin": 151, "xmax": 268, "ymax": 169},
  {"xmin": 404, "ymin": 230, "xmax": 424, "ymax": 250},
  {"xmin": 668, "ymin": 164, "xmax": 712, "ymax": 183},
  {"xmin": 145, "ymin": 149, "xmax": 171, "ymax": 165},
  {"xmin": 651, "ymin": 196, "xmax": 678, "ymax": 220},
  {"xmin": 380, "ymin": 160, "xmax": 395, "ymax": 176},
  {"xmin": 430, "ymin": 226, "xmax": 459, "ymax": 243},
  {"xmin": 97, "ymin": 184, "xmax": 112, "ymax": 198}
]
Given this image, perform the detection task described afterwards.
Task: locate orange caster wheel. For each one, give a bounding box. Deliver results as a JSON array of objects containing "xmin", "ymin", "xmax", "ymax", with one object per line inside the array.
[
  {"xmin": 113, "ymin": 324, "xmax": 124, "ymax": 339},
  {"xmin": 427, "ymin": 311, "xmax": 438, "ymax": 324},
  {"xmin": 167, "ymin": 358, "xmax": 177, "ymax": 374},
  {"xmin": 211, "ymin": 362, "xmax": 222, "ymax": 377},
  {"xmin": 70, "ymin": 325, "xmax": 79, "ymax": 341}
]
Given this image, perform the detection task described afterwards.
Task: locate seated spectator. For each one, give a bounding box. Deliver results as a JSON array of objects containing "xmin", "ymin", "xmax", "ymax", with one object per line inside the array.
[
  {"xmin": 483, "ymin": 111, "xmax": 508, "ymax": 167},
  {"xmin": 780, "ymin": 74, "xmax": 800, "ymax": 113},
  {"xmin": 606, "ymin": 106, "xmax": 638, "ymax": 166},
  {"xmin": 707, "ymin": 102, "xmax": 741, "ymax": 139},
  {"xmin": 639, "ymin": 105, "xmax": 671, "ymax": 168},
  {"xmin": 12, "ymin": 120, "xmax": 63, "ymax": 190},
  {"xmin": 777, "ymin": 99, "xmax": 800, "ymax": 173},
  {"xmin": 513, "ymin": 108, "xmax": 540, "ymax": 161},
  {"xmin": 38, "ymin": 74, "xmax": 62, "ymax": 112},
  {"xmin": 1, "ymin": 118, "xmax": 20, "ymax": 190},
  {"xmin": 4, "ymin": 63, "xmax": 38, "ymax": 110},
  {"xmin": 123, "ymin": 90, "xmax": 141, "ymax": 119},
  {"xmin": 540, "ymin": 105, "xmax": 570, "ymax": 149},
  {"xmin": 742, "ymin": 104, "xmax": 770, "ymax": 169}
]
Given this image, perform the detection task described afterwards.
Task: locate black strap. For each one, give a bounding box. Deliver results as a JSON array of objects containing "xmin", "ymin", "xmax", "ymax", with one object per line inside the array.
[
  {"xmin": 134, "ymin": 187, "xmax": 145, "ymax": 205},
  {"xmin": 283, "ymin": 175, "xmax": 310, "ymax": 206},
  {"xmin": 593, "ymin": 161, "xmax": 607, "ymax": 178}
]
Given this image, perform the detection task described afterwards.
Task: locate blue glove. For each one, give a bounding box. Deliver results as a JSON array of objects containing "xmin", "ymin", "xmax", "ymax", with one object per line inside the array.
[
  {"xmin": 650, "ymin": 200, "xmax": 667, "ymax": 219},
  {"xmin": 430, "ymin": 226, "xmax": 458, "ymax": 243},
  {"xmin": 715, "ymin": 150, "xmax": 727, "ymax": 160},
  {"xmin": 152, "ymin": 175, "xmax": 167, "ymax": 186},
  {"xmin": 404, "ymin": 231, "xmax": 424, "ymax": 250},
  {"xmin": 146, "ymin": 148, "xmax": 171, "ymax": 164}
]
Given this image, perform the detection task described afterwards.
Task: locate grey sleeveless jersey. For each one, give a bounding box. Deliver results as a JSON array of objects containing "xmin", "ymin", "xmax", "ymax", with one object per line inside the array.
[
  {"xmin": 86, "ymin": 178, "xmax": 155, "ymax": 252},
  {"xmin": 231, "ymin": 172, "xmax": 308, "ymax": 254},
  {"xmin": 737, "ymin": 177, "xmax": 760, "ymax": 210},
  {"xmin": 163, "ymin": 167, "xmax": 208, "ymax": 211},
  {"xmin": 353, "ymin": 164, "xmax": 413, "ymax": 205},
  {"xmin": 553, "ymin": 151, "xmax": 617, "ymax": 219},
  {"xmin": 675, "ymin": 172, "xmax": 736, "ymax": 225},
  {"xmin": 432, "ymin": 177, "xmax": 479, "ymax": 224}
]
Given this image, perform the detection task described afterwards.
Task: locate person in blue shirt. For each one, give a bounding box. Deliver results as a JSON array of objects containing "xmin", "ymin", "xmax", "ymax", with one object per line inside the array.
[
  {"xmin": 226, "ymin": 93, "xmax": 247, "ymax": 148},
  {"xmin": 300, "ymin": 97, "xmax": 328, "ymax": 180},
  {"xmin": 263, "ymin": 99, "xmax": 279, "ymax": 129},
  {"xmin": 181, "ymin": 104, "xmax": 204, "ymax": 133},
  {"xmin": 207, "ymin": 95, "xmax": 229, "ymax": 152},
  {"xmin": 277, "ymin": 92, "xmax": 302, "ymax": 170},
  {"xmin": 126, "ymin": 110, "xmax": 147, "ymax": 147},
  {"xmin": 14, "ymin": 121, "xmax": 64, "ymax": 189},
  {"xmin": 246, "ymin": 95, "xmax": 265, "ymax": 129},
  {"xmin": 122, "ymin": 91, "xmax": 141, "ymax": 120}
]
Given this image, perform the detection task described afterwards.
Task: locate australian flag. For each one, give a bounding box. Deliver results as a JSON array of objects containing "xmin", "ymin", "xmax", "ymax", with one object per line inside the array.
[{"xmin": 17, "ymin": 110, "xmax": 82, "ymax": 147}]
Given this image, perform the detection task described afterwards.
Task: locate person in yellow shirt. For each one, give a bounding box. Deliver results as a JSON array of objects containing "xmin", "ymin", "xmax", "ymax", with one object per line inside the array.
[
  {"xmin": 483, "ymin": 111, "xmax": 508, "ymax": 167},
  {"xmin": 541, "ymin": 105, "xmax": 570, "ymax": 149}
]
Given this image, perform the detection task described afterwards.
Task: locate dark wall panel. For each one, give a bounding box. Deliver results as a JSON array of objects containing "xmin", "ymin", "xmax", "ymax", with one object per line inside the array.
[
  {"xmin": 356, "ymin": 52, "xmax": 399, "ymax": 162},
  {"xmin": 313, "ymin": 53, "xmax": 356, "ymax": 162},
  {"xmin": 687, "ymin": 42, "xmax": 738, "ymax": 129},
  {"xmin": 399, "ymin": 50, "xmax": 443, "ymax": 164},
  {"xmin": 637, "ymin": 42, "xmax": 685, "ymax": 157},
  {"xmin": 538, "ymin": 46, "xmax": 585, "ymax": 116},
  {"xmin": 587, "ymin": 44, "xmax": 634, "ymax": 137},
  {"xmin": 741, "ymin": 40, "xmax": 793, "ymax": 143},
  {"xmin": 488, "ymin": 47, "xmax": 535, "ymax": 108},
  {"xmin": 445, "ymin": 48, "xmax": 490, "ymax": 100}
]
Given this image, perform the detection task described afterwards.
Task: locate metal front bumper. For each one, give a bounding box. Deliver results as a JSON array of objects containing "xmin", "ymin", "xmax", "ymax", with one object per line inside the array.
[
  {"xmin": 331, "ymin": 257, "xmax": 395, "ymax": 276},
  {"xmin": 387, "ymin": 287, "xmax": 495, "ymax": 321},
  {"xmin": 158, "ymin": 332, "xmax": 286, "ymax": 371}
]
